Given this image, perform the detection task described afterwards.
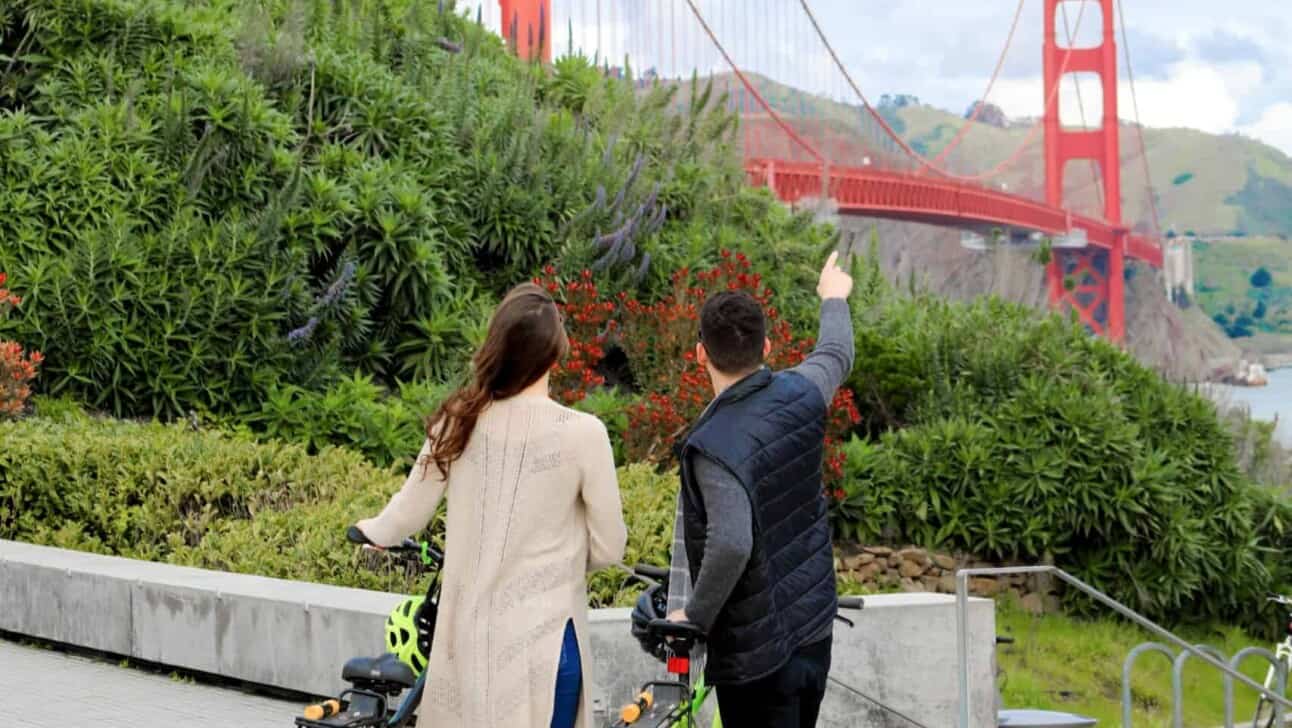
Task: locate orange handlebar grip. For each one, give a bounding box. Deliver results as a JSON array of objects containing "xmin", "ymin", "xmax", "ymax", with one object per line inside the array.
[
  {"xmin": 304, "ymin": 699, "xmax": 341, "ymax": 720},
  {"xmin": 619, "ymin": 691, "xmax": 654, "ymax": 723}
]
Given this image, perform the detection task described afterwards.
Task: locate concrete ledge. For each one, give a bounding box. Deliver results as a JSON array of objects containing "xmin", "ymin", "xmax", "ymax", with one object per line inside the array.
[{"xmin": 1, "ymin": 540, "xmax": 996, "ymax": 726}]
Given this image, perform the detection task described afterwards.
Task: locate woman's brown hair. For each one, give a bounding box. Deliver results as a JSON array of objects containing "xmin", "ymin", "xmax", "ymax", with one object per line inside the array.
[{"xmin": 424, "ymin": 283, "xmax": 569, "ymax": 478}]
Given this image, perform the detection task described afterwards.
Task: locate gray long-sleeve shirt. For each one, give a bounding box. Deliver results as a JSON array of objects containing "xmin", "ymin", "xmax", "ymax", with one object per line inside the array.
[{"xmin": 669, "ymin": 298, "xmax": 854, "ymax": 638}]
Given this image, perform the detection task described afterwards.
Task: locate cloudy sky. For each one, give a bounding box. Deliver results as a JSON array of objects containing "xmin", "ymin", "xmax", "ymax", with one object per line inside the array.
[
  {"xmin": 800, "ymin": 0, "xmax": 1292, "ymax": 154},
  {"xmin": 489, "ymin": 1, "xmax": 1292, "ymax": 155}
]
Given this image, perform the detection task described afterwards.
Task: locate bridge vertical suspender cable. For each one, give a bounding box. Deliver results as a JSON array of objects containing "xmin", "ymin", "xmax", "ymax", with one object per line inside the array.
[{"xmin": 1116, "ymin": 0, "xmax": 1162, "ymax": 236}]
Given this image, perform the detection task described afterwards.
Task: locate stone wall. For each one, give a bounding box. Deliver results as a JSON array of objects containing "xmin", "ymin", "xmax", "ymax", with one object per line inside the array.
[{"xmin": 838, "ymin": 544, "xmax": 1062, "ymax": 614}]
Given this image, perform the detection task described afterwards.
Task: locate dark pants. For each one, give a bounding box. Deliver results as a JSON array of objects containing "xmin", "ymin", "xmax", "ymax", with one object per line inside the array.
[
  {"xmin": 550, "ymin": 619, "xmax": 582, "ymax": 728},
  {"xmin": 714, "ymin": 636, "xmax": 832, "ymax": 728}
]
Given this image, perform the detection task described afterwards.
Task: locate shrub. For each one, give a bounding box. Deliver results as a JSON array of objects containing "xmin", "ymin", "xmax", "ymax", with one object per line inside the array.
[
  {"xmin": 1251, "ymin": 267, "xmax": 1273, "ymax": 289},
  {"xmin": 581, "ymin": 463, "xmax": 680, "ymax": 607},
  {"xmin": 836, "ymin": 276, "xmax": 1283, "ymax": 624},
  {"xmin": 0, "ymin": 414, "xmax": 679, "ymax": 607},
  {"xmin": 0, "ymin": 416, "xmax": 387, "ymax": 562},
  {"xmin": 0, "ymin": 272, "xmax": 42, "ymax": 418},
  {"xmin": 233, "ymin": 374, "xmax": 451, "ymax": 470},
  {"xmin": 537, "ymin": 255, "xmax": 860, "ymax": 483},
  {"xmin": 3, "ymin": 0, "xmax": 828, "ymax": 422},
  {"xmin": 181, "ymin": 462, "xmax": 682, "ymax": 608},
  {"xmin": 4, "ymin": 215, "xmax": 338, "ymax": 418}
]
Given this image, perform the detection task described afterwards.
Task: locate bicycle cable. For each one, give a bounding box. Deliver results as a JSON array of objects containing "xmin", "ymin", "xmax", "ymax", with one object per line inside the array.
[{"xmin": 826, "ymin": 675, "xmax": 934, "ymax": 728}]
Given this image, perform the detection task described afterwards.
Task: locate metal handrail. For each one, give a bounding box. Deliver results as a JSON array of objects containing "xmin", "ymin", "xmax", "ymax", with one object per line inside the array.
[{"xmin": 955, "ymin": 566, "xmax": 1292, "ymax": 728}]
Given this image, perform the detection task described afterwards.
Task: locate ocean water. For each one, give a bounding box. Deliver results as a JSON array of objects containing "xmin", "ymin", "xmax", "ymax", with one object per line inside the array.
[{"xmin": 1212, "ymin": 367, "xmax": 1292, "ymax": 446}]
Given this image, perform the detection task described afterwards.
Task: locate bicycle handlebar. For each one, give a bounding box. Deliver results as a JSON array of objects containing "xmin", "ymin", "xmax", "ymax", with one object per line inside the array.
[
  {"xmin": 647, "ymin": 618, "xmax": 705, "ymax": 640},
  {"xmin": 347, "ymin": 525, "xmax": 444, "ymax": 567},
  {"xmin": 634, "ymin": 564, "xmax": 670, "ymax": 582}
]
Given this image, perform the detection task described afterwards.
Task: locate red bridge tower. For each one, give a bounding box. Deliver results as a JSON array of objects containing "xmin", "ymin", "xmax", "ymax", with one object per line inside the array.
[
  {"xmin": 1043, "ymin": 0, "xmax": 1127, "ymax": 341},
  {"xmin": 498, "ymin": 0, "xmax": 551, "ymax": 62}
]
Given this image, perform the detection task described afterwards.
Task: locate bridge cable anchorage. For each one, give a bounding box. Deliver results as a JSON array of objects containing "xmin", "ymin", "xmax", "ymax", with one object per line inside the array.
[
  {"xmin": 682, "ymin": 0, "xmax": 824, "ymax": 163},
  {"xmin": 931, "ymin": 0, "xmax": 1027, "ymax": 166},
  {"xmin": 1115, "ymin": 0, "xmax": 1162, "ymax": 237},
  {"xmin": 797, "ymin": 0, "xmax": 1091, "ymax": 183},
  {"xmin": 1059, "ymin": 1, "xmax": 1106, "ymax": 215}
]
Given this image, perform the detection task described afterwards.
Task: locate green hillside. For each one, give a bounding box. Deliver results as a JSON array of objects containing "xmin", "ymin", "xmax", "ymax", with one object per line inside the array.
[{"xmin": 1194, "ymin": 236, "xmax": 1292, "ymax": 349}]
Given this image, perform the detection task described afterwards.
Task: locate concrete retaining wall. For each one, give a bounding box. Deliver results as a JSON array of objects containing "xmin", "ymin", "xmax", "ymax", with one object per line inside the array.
[{"xmin": 0, "ymin": 539, "xmax": 996, "ymax": 726}]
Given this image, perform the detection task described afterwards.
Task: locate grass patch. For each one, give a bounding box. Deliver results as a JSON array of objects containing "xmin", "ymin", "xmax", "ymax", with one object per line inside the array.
[{"xmin": 997, "ymin": 599, "xmax": 1276, "ymax": 727}]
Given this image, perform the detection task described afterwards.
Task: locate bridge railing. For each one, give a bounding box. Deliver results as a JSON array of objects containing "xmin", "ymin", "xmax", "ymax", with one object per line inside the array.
[{"xmin": 746, "ymin": 157, "xmax": 1164, "ymax": 265}]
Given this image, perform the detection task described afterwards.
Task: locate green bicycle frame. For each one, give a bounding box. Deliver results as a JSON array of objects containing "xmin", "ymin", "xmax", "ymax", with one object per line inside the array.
[{"xmin": 678, "ymin": 675, "xmax": 722, "ymax": 728}]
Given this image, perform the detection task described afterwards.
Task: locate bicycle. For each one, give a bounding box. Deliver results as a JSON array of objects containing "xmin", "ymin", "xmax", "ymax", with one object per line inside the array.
[
  {"xmin": 294, "ymin": 526, "xmax": 441, "ymax": 728},
  {"xmin": 1252, "ymin": 594, "xmax": 1292, "ymax": 728},
  {"xmin": 611, "ymin": 563, "xmax": 864, "ymax": 728}
]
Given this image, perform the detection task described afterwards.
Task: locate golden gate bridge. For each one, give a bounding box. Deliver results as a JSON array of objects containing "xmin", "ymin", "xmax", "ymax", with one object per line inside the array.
[{"xmin": 489, "ymin": 0, "xmax": 1169, "ymax": 342}]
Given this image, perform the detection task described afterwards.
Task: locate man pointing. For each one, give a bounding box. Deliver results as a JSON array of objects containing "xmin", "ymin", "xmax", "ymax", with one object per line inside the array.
[{"xmin": 667, "ymin": 252, "xmax": 855, "ymax": 728}]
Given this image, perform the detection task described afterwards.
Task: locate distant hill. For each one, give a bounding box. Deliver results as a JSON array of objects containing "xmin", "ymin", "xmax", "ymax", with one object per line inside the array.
[
  {"xmin": 672, "ymin": 72, "xmax": 1292, "ymax": 238},
  {"xmin": 653, "ymin": 72, "xmax": 1291, "ymax": 370}
]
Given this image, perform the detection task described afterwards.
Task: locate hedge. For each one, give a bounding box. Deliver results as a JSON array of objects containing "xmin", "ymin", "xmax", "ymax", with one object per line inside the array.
[{"xmin": 0, "ymin": 413, "xmax": 678, "ymax": 607}]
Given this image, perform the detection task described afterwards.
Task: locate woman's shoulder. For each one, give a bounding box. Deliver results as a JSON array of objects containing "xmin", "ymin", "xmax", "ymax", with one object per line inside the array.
[{"xmin": 535, "ymin": 398, "xmax": 609, "ymax": 439}]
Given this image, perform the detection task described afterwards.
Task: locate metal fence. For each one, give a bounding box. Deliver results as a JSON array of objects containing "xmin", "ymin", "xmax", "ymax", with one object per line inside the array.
[{"xmin": 955, "ymin": 566, "xmax": 1292, "ymax": 728}]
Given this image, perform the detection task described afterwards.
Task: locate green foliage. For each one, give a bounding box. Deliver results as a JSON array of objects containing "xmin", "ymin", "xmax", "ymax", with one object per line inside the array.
[
  {"xmin": 3, "ymin": 213, "xmax": 339, "ymax": 418},
  {"xmin": 995, "ymin": 599, "xmax": 1270, "ymax": 726},
  {"xmin": 570, "ymin": 387, "xmax": 633, "ymax": 465},
  {"xmin": 837, "ymin": 267, "xmax": 1285, "ymax": 624},
  {"xmin": 0, "ymin": 415, "xmax": 387, "ymax": 562},
  {"xmin": 1171, "ymin": 172, "xmax": 1194, "ymax": 186},
  {"xmin": 587, "ymin": 464, "xmax": 680, "ymax": 607},
  {"xmin": 234, "ymin": 374, "xmax": 451, "ymax": 470},
  {"xmin": 1228, "ymin": 170, "xmax": 1292, "ymax": 236},
  {"xmin": 0, "ymin": 413, "xmax": 678, "ymax": 607},
  {"xmin": 1251, "ymin": 266, "xmax": 1273, "ymax": 288},
  {"xmin": 2, "ymin": 0, "xmax": 827, "ymax": 423},
  {"xmin": 1168, "ymin": 237, "xmax": 1292, "ymax": 340}
]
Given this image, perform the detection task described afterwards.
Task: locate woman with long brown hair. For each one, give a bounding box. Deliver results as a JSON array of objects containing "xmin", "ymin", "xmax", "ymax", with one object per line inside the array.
[{"xmin": 355, "ymin": 283, "xmax": 626, "ymax": 728}]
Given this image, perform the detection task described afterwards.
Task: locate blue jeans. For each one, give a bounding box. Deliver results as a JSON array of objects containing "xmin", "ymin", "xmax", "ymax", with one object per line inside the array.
[{"xmin": 551, "ymin": 619, "xmax": 582, "ymax": 728}]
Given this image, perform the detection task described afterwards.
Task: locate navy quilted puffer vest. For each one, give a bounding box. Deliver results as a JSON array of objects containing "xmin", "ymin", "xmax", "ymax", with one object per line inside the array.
[{"xmin": 677, "ymin": 368, "xmax": 837, "ymax": 685}]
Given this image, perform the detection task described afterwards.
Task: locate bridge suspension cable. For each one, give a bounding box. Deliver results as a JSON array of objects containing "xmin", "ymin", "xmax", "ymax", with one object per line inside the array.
[
  {"xmin": 682, "ymin": 0, "xmax": 824, "ymax": 162},
  {"xmin": 796, "ymin": 0, "xmax": 1091, "ymax": 184},
  {"xmin": 932, "ymin": 0, "xmax": 1028, "ymax": 166}
]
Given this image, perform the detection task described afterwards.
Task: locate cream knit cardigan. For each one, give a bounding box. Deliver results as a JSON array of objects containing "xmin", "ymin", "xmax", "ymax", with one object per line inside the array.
[{"xmin": 357, "ymin": 394, "xmax": 627, "ymax": 727}]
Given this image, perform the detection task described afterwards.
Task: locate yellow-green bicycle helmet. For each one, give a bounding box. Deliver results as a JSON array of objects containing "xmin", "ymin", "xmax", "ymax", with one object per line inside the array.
[{"xmin": 385, "ymin": 595, "xmax": 435, "ymax": 675}]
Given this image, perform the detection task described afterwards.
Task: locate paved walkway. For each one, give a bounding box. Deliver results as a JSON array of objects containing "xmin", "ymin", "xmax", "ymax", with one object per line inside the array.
[{"xmin": 2, "ymin": 638, "xmax": 299, "ymax": 727}]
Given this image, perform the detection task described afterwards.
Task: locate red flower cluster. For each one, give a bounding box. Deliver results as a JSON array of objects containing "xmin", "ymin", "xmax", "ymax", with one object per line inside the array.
[
  {"xmin": 0, "ymin": 272, "xmax": 42, "ymax": 418},
  {"xmin": 536, "ymin": 254, "xmax": 862, "ymax": 491},
  {"xmin": 534, "ymin": 268, "xmax": 610, "ymax": 403}
]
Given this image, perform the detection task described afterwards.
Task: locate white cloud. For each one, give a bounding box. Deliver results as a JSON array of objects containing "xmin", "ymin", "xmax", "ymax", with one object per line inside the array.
[
  {"xmin": 1241, "ymin": 103, "xmax": 1292, "ymax": 159},
  {"xmin": 534, "ymin": 0, "xmax": 1292, "ymax": 155},
  {"xmin": 991, "ymin": 59, "xmax": 1275, "ymax": 149}
]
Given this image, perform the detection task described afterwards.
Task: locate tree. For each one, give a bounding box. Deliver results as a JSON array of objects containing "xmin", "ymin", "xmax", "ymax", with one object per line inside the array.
[
  {"xmin": 964, "ymin": 100, "xmax": 1008, "ymax": 128},
  {"xmin": 1251, "ymin": 267, "xmax": 1274, "ymax": 288}
]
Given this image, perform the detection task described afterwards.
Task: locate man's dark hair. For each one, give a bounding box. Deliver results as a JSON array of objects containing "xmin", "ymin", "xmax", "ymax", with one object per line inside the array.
[{"xmin": 699, "ymin": 291, "xmax": 767, "ymax": 375}]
